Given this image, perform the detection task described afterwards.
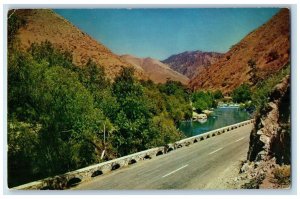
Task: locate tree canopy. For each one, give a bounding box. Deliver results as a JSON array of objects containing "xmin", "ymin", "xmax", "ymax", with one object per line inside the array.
[{"xmin": 7, "ymin": 41, "xmax": 192, "ymax": 187}]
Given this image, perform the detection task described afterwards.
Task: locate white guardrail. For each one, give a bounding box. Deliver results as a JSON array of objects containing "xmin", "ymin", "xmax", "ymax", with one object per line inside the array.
[{"xmin": 13, "ymin": 119, "xmax": 255, "ymax": 190}]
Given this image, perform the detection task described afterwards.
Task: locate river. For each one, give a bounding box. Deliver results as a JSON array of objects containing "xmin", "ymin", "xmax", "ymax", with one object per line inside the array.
[{"xmin": 178, "ymin": 107, "xmax": 251, "ymax": 137}]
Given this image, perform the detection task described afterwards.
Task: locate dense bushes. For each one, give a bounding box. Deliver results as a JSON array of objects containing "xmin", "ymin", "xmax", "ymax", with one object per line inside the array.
[
  {"xmin": 232, "ymin": 83, "xmax": 252, "ymax": 103},
  {"xmin": 191, "ymin": 91, "xmax": 219, "ymax": 113},
  {"xmin": 7, "ymin": 41, "xmax": 192, "ymax": 187},
  {"xmin": 8, "ymin": 10, "xmax": 26, "ymax": 47}
]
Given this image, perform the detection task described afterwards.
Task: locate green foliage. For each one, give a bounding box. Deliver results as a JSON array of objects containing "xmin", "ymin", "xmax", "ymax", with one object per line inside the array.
[
  {"xmin": 158, "ymin": 79, "xmax": 192, "ymax": 121},
  {"xmin": 28, "ymin": 41, "xmax": 74, "ymax": 70},
  {"xmin": 8, "ymin": 10, "xmax": 26, "ymax": 47},
  {"xmin": 159, "ymin": 79, "xmax": 183, "ymax": 95},
  {"xmin": 248, "ymin": 58, "xmax": 260, "ymax": 85},
  {"xmin": 165, "ymin": 95, "xmax": 190, "ymax": 122},
  {"xmin": 147, "ymin": 112, "xmax": 183, "ymax": 148},
  {"xmin": 232, "ymin": 83, "xmax": 252, "ymax": 103},
  {"xmin": 192, "ymin": 91, "xmax": 216, "ymax": 112},
  {"xmin": 251, "ymin": 65, "xmax": 290, "ymax": 112},
  {"xmin": 213, "ymin": 90, "xmax": 224, "ymax": 100},
  {"xmin": 8, "ymin": 120, "xmax": 40, "ymax": 186},
  {"xmin": 37, "ymin": 66, "xmax": 97, "ymax": 132},
  {"xmin": 8, "ymin": 50, "xmax": 47, "ymax": 122},
  {"xmin": 7, "ymin": 41, "xmax": 193, "ymax": 187},
  {"xmin": 111, "ymin": 67, "xmax": 152, "ymax": 155}
]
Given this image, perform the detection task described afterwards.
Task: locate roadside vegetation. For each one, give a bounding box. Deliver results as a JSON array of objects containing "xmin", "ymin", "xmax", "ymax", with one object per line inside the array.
[
  {"xmin": 7, "ymin": 15, "xmax": 192, "ymax": 187},
  {"xmin": 229, "ymin": 64, "xmax": 290, "ymax": 114},
  {"xmin": 251, "ymin": 65, "xmax": 290, "ymax": 114}
]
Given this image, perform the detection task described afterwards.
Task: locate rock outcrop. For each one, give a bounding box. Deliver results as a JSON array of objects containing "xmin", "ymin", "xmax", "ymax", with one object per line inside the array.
[
  {"xmin": 247, "ymin": 75, "xmax": 290, "ymax": 163},
  {"xmin": 238, "ymin": 75, "xmax": 291, "ymax": 189}
]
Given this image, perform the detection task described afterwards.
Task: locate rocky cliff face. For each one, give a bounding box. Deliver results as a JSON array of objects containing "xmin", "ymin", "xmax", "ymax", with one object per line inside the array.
[
  {"xmin": 237, "ymin": 75, "xmax": 291, "ymax": 189},
  {"xmin": 248, "ymin": 75, "xmax": 290, "ymax": 164}
]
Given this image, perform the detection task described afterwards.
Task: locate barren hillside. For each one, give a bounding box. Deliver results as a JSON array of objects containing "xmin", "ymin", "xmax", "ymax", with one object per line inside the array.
[
  {"xmin": 189, "ymin": 9, "xmax": 290, "ymax": 94},
  {"xmin": 162, "ymin": 51, "xmax": 223, "ymax": 79},
  {"xmin": 121, "ymin": 54, "xmax": 189, "ymax": 84},
  {"xmin": 13, "ymin": 9, "xmax": 146, "ymax": 79}
]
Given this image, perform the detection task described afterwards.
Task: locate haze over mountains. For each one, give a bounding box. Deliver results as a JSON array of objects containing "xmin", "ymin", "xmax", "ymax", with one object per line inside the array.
[
  {"xmin": 189, "ymin": 8, "xmax": 290, "ymax": 93},
  {"xmin": 162, "ymin": 51, "xmax": 223, "ymax": 79}
]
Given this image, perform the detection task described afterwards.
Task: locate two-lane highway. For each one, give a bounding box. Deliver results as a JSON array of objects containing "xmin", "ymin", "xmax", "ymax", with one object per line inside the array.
[{"xmin": 74, "ymin": 123, "xmax": 253, "ymax": 190}]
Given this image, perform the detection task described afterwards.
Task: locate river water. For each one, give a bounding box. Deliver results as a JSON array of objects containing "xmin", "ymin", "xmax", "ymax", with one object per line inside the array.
[{"xmin": 178, "ymin": 107, "xmax": 251, "ymax": 137}]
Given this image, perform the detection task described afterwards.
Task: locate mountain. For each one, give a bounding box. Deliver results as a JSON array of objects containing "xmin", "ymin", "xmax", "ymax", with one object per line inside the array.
[
  {"xmin": 162, "ymin": 51, "xmax": 223, "ymax": 79},
  {"xmin": 13, "ymin": 9, "xmax": 145, "ymax": 79},
  {"xmin": 120, "ymin": 54, "xmax": 189, "ymax": 85},
  {"xmin": 189, "ymin": 9, "xmax": 290, "ymax": 94}
]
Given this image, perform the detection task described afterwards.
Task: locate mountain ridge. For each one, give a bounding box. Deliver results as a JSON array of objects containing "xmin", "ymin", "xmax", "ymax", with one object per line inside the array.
[
  {"xmin": 121, "ymin": 54, "xmax": 189, "ymax": 85},
  {"xmin": 14, "ymin": 9, "xmax": 146, "ymax": 79},
  {"xmin": 189, "ymin": 8, "xmax": 290, "ymax": 93},
  {"xmin": 162, "ymin": 50, "xmax": 223, "ymax": 79}
]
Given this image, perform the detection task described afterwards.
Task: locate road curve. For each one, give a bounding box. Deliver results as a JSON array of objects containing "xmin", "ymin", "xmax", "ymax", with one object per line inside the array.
[{"xmin": 73, "ymin": 123, "xmax": 254, "ymax": 190}]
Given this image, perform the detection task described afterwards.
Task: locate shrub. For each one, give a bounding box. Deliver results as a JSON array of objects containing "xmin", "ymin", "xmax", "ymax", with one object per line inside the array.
[
  {"xmin": 267, "ymin": 50, "xmax": 279, "ymax": 62},
  {"xmin": 232, "ymin": 84, "xmax": 252, "ymax": 103},
  {"xmin": 241, "ymin": 174, "xmax": 265, "ymax": 189},
  {"xmin": 213, "ymin": 90, "xmax": 224, "ymax": 100},
  {"xmin": 248, "ymin": 59, "xmax": 256, "ymax": 69},
  {"xmin": 273, "ymin": 165, "xmax": 290, "ymax": 185}
]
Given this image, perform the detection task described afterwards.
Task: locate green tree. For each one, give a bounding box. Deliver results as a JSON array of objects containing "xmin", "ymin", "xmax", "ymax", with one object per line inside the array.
[
  {"xmin": 192, "ymin": 91, "xmax": 214, "ymax": 112},
  {"xmin": 213, "ymin": 90, "xmax": 224, "ymax": 100},
  {"xmin": 232, "ymin": 83, "xmax": 252, "ymax": 103},
  {"xmin": 248, "ymin": 58, "xmax": 260, "ymax": 85},
  {"xmin": 147, "ymin": 112, "xmax": 183, "ymax": 148},
  {"xmin": 7, "ymin": 120, "xmax": 40, "ymax": 187},
  {"xmin": 79, "ymin": 59, "xmax": 110, "ymax": 93},
  {"xmin": 112, "ymin": 67, "xmax": 151, "ymax": 156},
  {"xmin": 28, "ymin": 41, "xmax": 74, "ymax": 70},
  {"xmin": 8, "ymin": 10, "xmax": 26, "ymax": 48}
]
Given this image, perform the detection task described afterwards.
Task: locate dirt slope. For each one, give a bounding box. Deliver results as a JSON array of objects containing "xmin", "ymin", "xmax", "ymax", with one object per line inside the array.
[{"xmin": 13, "ymin": 9, "xmax": 146, "ymax": 79}]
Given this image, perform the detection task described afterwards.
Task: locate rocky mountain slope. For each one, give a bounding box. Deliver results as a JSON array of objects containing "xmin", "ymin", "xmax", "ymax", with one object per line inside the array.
[
  {"xmin": 120, "ymin": 54, "xmax": 189, "ymax": 84},
  {"xmin": 189, "ymin": 9, "xmax": 290, "ymax": 94},
  {"xmin": 13, "ymin": 9, "xmax": 145, "ymax": 79},
  {"xmin": 162, "ymin": 51, "xmax": 223, "ymax": 79}
]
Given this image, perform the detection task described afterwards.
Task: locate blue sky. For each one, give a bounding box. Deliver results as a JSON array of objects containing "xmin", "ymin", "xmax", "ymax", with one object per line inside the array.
[{"xmin": 54, "ymin": 8, "xmax": 280, "ymax": 60}]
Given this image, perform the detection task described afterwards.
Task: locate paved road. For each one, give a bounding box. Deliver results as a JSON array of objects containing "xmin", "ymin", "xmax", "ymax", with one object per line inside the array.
[{"xmin": 74, "ymin": 123, "xmax": 254, "ymax": 190}]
